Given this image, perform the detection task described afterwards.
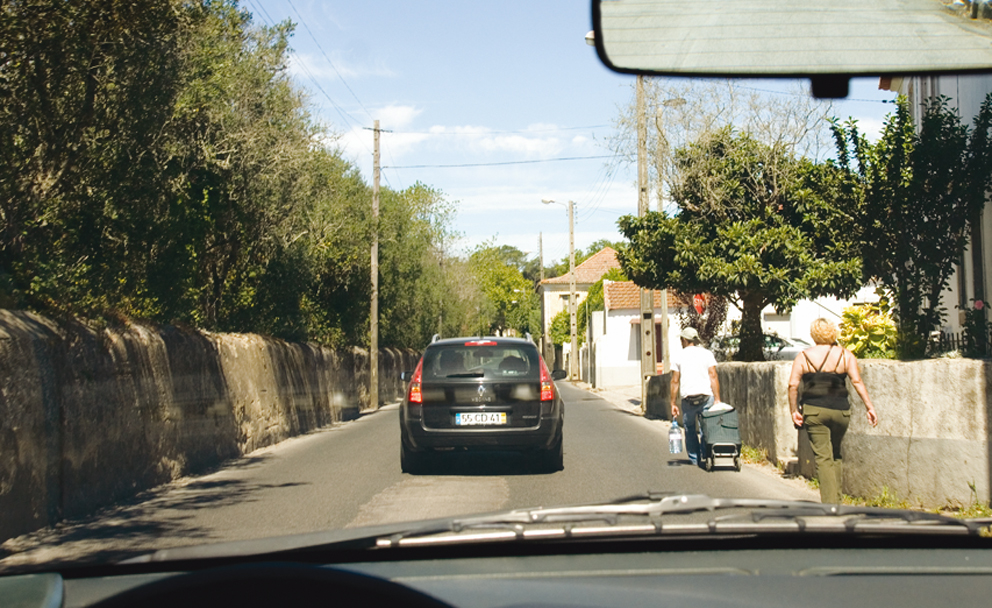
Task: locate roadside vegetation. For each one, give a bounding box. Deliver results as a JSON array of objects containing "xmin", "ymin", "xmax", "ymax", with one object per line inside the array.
[
  {"xmin": 0, "ymin": 0, "xmax": 546, "ymax": 348},
  {"xmin": 612, "ymin": 80, "xmax": 992, "ymax": 361}
]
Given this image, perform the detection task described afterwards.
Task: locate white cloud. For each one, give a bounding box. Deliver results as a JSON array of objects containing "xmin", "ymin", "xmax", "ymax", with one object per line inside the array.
[
  {"xmin": 376, "ymin": 104, "xmax": 422, "ymax": 129},
  {"xmin": 854, "ymin": 117, "xmax": 886, "ymax": 142},
  {"xmin": 330, "ymin": 104, "xmax": 429, "ymax": 166},
  {"xmin": 476, "ymin": 134, "xmax": 563, "ymax": 157}
]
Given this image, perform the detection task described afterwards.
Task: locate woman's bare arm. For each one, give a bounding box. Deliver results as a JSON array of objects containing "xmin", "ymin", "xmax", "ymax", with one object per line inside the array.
[
  {"xmin": 845, "ymin": 350, "xmax": 878, "ymax": 426},
  {"xmin": 788, "ymin": 353, "xmax": 805, "ymax": 426}
]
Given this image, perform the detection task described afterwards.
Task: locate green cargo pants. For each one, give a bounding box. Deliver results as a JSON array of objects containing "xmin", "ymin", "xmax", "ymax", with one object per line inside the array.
[{"xmin": 803, "ymin": 404, "xmax": 852, "ymax": 504}]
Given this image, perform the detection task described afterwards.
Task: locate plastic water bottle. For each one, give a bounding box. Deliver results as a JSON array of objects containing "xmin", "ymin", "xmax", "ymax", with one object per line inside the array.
[{"xmin": 669, "ymin": 419, "xmax": 683, "ymax": 454}]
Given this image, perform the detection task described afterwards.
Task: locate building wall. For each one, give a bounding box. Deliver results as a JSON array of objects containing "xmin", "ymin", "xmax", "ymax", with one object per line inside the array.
[
  {"xmin": 720, "ymin": 286, "xmax": 881, "ymax": 346},
  {"xmin": 593, "ymin": 309, "xmax": 681, "ymax": 388}
]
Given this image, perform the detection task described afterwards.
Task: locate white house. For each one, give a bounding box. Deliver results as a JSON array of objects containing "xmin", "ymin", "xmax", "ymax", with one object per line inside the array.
[
  {"xmin": 587, "ymin": 283, "xmax": 882, "ymax": 388},
  {"xmin": 587, "ymin": 281, "xmax": 681, "ymax": 388},
  {"xmin": 538, "ymin": 247, "xmax": 621, "ymax": 369},
  {"xmin": 737, "ymin": 285, "xmax": 883, "ymax": 346}
]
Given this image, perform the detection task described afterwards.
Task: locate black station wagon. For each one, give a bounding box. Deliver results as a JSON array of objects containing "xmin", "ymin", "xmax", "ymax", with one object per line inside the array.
[{"xmin": 399, "ymin": 336, "xmax": 565, "ymax": 473}]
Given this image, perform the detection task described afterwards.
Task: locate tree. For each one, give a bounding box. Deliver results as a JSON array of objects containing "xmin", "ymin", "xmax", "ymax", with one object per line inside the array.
[
  {"xmin": 617, "ymin": 128, "xmax": 862, "ymax": 361},
  {"xmin": 608, "ymin": 79, "xmax": 836, "ymax": 213},
  {"xmin": 675, "ymin": 293, "xmax": 729, "ymax": 345},
  {"xmin": 0, "ymin": 0, "xmax": 187, "ymax": 312},
  {"xmin": 469, "ymin": 245, "xmax": 536, "ymax": 337},
  {"xmin": 832, "ymin": 95, "xmax": 992, "ymax": 358},
  {"xmin": 0, "ymin": 1, "xmax": 473, "ymax": 352}
]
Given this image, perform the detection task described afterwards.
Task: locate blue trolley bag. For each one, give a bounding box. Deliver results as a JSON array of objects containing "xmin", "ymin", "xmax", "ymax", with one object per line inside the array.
[{"xmin": 697, "ymin": 405, "xmax": 742, "ymax": 472}]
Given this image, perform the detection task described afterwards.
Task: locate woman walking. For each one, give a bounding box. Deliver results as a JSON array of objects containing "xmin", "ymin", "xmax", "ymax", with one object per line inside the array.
[{"xmin": 788, "ymin": 318, "xmax": 878, "ymax": 504}]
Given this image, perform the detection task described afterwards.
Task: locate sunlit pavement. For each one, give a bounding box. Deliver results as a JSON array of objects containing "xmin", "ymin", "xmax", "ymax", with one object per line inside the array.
[{"xmin": 0, "ymin": 382, "xmax": 817, "ymax": 570}]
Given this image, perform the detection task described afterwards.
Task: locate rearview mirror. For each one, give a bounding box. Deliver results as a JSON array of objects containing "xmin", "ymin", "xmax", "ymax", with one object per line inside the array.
[
  {"xmin": 592, "ymin": 0, "xmax": 992, "ymax": 79},
  {"xmin": 551, "ymin": 369, "xmax": 568, "ymax": 381}
]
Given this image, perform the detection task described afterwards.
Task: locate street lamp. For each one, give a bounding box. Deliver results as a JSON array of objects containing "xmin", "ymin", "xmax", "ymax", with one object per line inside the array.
[{"xmin": 542, "ymin": 198, "xmax": 578, "ymax": 381}]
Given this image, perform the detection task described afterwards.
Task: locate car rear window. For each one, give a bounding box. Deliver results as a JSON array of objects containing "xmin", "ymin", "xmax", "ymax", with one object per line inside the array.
[{"xmin": 422, "ymin": 343, "xmax": 540, "ymax": 381}]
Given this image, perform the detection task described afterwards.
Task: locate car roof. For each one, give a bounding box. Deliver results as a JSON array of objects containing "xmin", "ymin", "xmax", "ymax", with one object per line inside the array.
[{"xmin": 428, "ymin": 336, "xmax": 536, "ymax": 348}]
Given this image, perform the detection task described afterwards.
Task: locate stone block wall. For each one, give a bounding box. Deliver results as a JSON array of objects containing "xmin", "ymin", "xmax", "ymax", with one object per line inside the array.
[
  {"xmin": 716, "ymin": 358, "xmax": 992, "ymax": 508},
  {"xmin": 0, "ymin": 311, "xmax": 418, "ymax": 544}
]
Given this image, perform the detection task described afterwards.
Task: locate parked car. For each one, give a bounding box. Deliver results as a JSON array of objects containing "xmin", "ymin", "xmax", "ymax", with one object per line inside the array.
[
  {"xmin": 711, "ymin": 333, "xmax": 807, "ymax": 362},
  {"xmin": 399, "ymin": 336, "xmax": 565, "ymax": 473}
]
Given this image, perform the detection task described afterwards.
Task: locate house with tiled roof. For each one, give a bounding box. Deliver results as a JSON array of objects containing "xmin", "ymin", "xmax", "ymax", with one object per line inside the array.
[
  {"xmin": 588, "ymin": 280, "xmax": 683, "ymax": 388},
  {"xmin": 537, "ymin": 247, "xmax": 621, "ymax": 367}
]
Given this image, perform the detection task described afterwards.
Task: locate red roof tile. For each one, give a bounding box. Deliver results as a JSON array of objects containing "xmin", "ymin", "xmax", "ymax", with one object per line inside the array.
[
  {"xmin": 541, "ymin": 247, "xmax": 621, "ymax": 286},
  {"xmin": 604, "ymin": 281, "xmax": 680, "ymax": 311}
]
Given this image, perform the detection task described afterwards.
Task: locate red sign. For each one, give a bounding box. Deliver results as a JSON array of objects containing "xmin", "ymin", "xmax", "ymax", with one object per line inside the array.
[{"xmin": 693, "ymin": 294, "xmax": 706, "ymax": 315}]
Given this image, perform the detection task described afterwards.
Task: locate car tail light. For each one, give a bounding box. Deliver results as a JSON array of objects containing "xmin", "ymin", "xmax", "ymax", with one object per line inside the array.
[
  {"xmin": 539, "ymin": 356, "xmax": 555, "ymax": 401},
  {"xmin": 408, "ymin": 358, "xmax": 424, "ymax": 404},
  {"xmin": 464, "ymin": 339, "xmax": 497, "ymax": 346}
]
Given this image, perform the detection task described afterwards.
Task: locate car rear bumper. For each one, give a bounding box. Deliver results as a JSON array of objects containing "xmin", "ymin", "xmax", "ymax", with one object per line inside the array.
[{"xmin": 401, "ymin": 408, "xmax": 562, "ymax": 451}]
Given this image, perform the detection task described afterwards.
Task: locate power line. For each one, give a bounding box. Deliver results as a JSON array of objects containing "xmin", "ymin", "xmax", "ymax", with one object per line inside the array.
[
  {"xmin": 245, "ymin": 0, "xmax": 366, "ymax": 137},
  {"xmin": 384, "ymin": 155, "xmax": 613, "ymax": 169},
  {"xmin": 284, "ymin": 0, "xmax": 375, "ymax": 122},
  {"xmin": 390, "ymin": 124, "xmax": 612, "ymax": 135},
  {"xmin": 733, "ymin": 83, "xmax": 895, "ymax": 104},
  {"xmin": 245, "ymin": 0, "xmax": 276, "ymax": 25}
]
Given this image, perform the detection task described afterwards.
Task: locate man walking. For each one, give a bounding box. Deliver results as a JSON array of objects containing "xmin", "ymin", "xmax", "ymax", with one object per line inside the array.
[{"xmin": 670, "ymin": 327, "xmax": 721, "ymax": 466}]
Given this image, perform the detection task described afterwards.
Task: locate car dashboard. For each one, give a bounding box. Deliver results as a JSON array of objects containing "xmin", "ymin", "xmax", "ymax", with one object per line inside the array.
[{"xmin": 6, "ymin": 534, "xmax": 992, "ymax": 608}]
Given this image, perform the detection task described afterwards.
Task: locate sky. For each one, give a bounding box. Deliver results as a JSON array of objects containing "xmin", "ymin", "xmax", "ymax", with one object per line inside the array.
[{"xmin": 248, "ymin": 0, "xmax": 897, "ymax": 267}]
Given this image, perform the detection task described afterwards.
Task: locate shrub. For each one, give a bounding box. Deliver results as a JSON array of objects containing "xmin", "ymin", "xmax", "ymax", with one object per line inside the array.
[
  {"xmin": 959, "ymin": 299, "xmax": 989, "ymax": 359},
  {"xmin": 839, "ymin": 297, "xmax": 897, "ymax": 359}
]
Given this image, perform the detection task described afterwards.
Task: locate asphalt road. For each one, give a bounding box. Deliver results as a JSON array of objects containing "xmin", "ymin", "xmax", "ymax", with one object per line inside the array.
[{"xmin": 0, "ymin": 382, "xmax": 816, "ymax": 569}]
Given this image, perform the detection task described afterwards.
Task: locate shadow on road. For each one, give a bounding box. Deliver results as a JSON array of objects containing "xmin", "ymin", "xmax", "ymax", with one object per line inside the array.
[
  {"xmin": 0, "ymin": 454, "xmax": 311, "ymax": 572},
  {"xmin": 410, "ymin": 450, "xmax": 561, "ymax": 477}
]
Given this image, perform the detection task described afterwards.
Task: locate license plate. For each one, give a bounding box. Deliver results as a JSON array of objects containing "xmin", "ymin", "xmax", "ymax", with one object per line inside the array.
[{"xmin": 455, "ymin": 412, "xmax": 507, "ymax": 426}]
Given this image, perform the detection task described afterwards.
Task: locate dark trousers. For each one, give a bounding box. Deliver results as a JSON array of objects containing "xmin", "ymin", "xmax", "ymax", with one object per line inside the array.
[
  {"xmin": 681, "ymin": 395, "xmax": 713, "ymax": 464},
  {"xmin": 804, "ymin": 404, "xmax": 851, "ymax": 504}
]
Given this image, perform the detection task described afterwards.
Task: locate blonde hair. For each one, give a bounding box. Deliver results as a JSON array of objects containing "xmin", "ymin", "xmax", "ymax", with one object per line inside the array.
[{"xmin": 810, "ymin": 318, "xmax": 839, "ymax": 345}]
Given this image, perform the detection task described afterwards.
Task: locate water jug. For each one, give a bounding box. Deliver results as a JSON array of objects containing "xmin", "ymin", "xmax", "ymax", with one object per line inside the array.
[{"xmin": 669, "ymin": 419, "xmax": 683, "ymax": 454}]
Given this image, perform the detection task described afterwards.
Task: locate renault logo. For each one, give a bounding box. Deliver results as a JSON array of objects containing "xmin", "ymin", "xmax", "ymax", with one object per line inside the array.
[{"xmin": 473, "ymin": 384, "xmax": 493, "ymax": 403}]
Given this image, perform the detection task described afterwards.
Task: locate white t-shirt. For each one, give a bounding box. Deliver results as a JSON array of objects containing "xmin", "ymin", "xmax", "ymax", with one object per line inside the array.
[{"xmin": 672, "ymin": 345, "xmax": 717, "ymax": 398}]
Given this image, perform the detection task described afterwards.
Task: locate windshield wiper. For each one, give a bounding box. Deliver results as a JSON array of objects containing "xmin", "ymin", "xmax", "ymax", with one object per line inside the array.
[
  {"xmin": 445, "ymin": 371, "xmax": 485, "ymax": 378},
  {"xmin": 376, "ymin": 493, "xmax": 990, "ymax": 547},
  {"xmin": 119, "ymin": 493, "xmax": 989, "ymax": 567}
]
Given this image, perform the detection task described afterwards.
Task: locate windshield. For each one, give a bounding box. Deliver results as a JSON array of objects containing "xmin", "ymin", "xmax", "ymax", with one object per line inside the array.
[
  {"xmin": 422, "ymin": 344, "xmax": 539, "ymax": 380},
  {"xmin": 1, "ymin": 0, "xmax": 991, "ymax": 574}
]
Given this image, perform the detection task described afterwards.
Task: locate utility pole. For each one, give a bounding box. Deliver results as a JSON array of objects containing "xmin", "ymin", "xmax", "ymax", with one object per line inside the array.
[
  {"xmin": 568, "ymin": 201, "xmax": 578, "ymax": 381},
  {"xmin": 637, "ymin": 75, "xmax": 656, "ymax": 412},
  {"xmin": 370, "ymin": 120, "xmax": 380, "ymax": 412},
  {"xmin": 539, "ymin": 232, "xmax": 547, "ymax": 360},
  {"xmin": 656, "ymin": 96, "xmax": 685, "ymax": 375},
  {"xmin": 541, "ymin": 198, "xmax": 577, "ymax": 378},
  {"xmin": 539, "ymin": 232, "xmax": 545, "ymax": 283}
]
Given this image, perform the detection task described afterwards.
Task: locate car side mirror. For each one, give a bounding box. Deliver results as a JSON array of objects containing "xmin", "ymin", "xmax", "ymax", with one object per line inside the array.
[
  {"xmin": 400, "ymin": 371, "xmax": 414, "ymax": 381},
  {"xmin": 551, "ymin": 369, "xmax": 568, "ymax": 381}
]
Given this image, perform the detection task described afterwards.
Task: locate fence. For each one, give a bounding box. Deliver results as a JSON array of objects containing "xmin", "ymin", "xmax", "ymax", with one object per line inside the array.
[{"xmin": 929, "ymin": 330, "xmax": 992, "ymax": 358}]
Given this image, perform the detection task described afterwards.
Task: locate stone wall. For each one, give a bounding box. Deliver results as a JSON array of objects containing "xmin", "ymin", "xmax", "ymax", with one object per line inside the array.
[
  {"xmin": 0, "ymin": 311, "xmax": 418, "ymax": 544},
  {"xmin": 716, "ymin": 359, "xmax": 992, "ymax": 508}
]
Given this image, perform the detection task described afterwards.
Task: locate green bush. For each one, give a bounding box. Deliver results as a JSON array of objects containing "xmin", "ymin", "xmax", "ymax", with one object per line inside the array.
[
  {"xmin": 839, "ymin": 299, "xmax": 897, "ymax": 359},
  {"xmin": 959, "ymin": 300, "xmax": 989, "ymax": 359}
]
